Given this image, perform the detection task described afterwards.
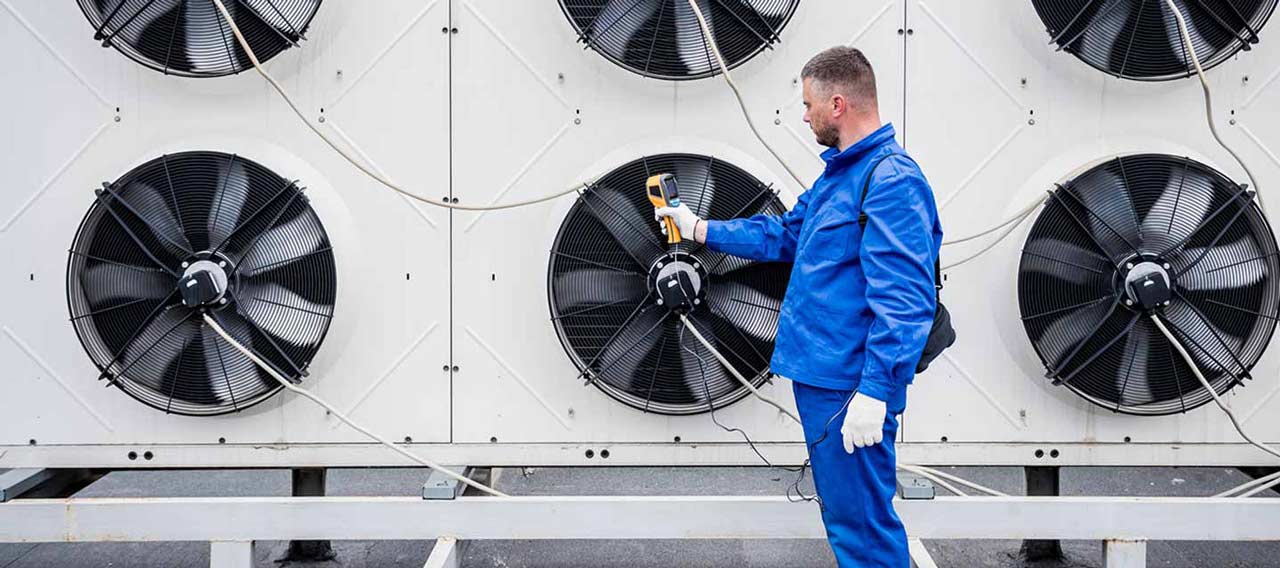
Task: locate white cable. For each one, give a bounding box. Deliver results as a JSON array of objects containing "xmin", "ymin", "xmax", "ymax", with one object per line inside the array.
[
  {"xmin": 942, "ymin": 193, "xmax": 1051, "ymax": 246},
  {"xmin": 1163, "ymin": 0, "xmax": 1264, "ymax": 212},
  {"xmin": 209, "ymin": 0, "xmax": 589, "ymax": 212},
  {"xmin": 901, "ymin": 464, "xmax": 1009, "ymax": 497},
  {"xmin": 941, "ymin": 205, "xmax": 1038, "ymax": 271},
  {"xmin": 898, "ymin": 465, "xmax": 967, "ymax": 497},
  {"xmin": 679, "ymin": 313, "xmax": 802, "ymax": 424},
  {"xmin": 201, "ymin": 314, "xmax": 510, "ymax": 498},
  {"xmin": 1150, "ymin": 314, "xmax": 1280, "ymax": 468},
  {"xmin": 1215, "ymin": 469, "xmax": 1280, "ymax": 498},
  {"xmin": 684, "ymin": 0, "xmax": 807, "ymax": 190},
  {"xmin": 1238, "ymin": 475, "xmax": 1280, "ymax": 498}
]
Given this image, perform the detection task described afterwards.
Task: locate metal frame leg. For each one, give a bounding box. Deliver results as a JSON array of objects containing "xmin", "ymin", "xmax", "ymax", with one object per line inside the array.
[
  {"xmin": 1103, "ymin": 539, "xmax": 1147, "ymax": 568},
  {"xmin": 282, "ymin": 468, "xmax": 335, "ymax": 561},
  {"xmin": 907, "ymin": 538, "xmax": 938, "ymax": 568},
  {"xmin": 423, "ymin": 537, "xmax": 460, "ymax": 568},
  {"xmin": 209, "ymin": 541, "xmax": 254, "ymax": 568},
  {"xmin": 1019, "ymin": 466, "xmax": 1064, "ymax": 561}
]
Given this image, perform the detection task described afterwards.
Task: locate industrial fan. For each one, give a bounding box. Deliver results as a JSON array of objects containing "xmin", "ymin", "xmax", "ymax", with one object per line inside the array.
[
  {"xmin": 77, "ymin": 0, "xmax": 322, "ymax": 78},
  {"xmin": 1032, "ymin": 0, "xmax": 1278, "ymax": 81},
  {"xmin": 548, "ymin": 154, "xmax": 790, "ymax": 414},
  {"xmin": 1018, "ymin": 154, "xmax": 1280, "ymax": 415},
  {"xmin": 67, "ymin": 151, "xmax": 337, "ymax": 416},
  {"xmin": 558, "ymin": 0, "xmax": 800, "ymax": 80}
]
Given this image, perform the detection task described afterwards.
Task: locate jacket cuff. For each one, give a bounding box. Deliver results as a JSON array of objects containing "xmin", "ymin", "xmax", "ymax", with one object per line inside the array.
[
  {"xmin": 857, "ymin": 362, "xmax": 898, "ymax": 403},
  {"xmin": 703, "ymin": 220, "xmax": 726, "ymax": 251}
]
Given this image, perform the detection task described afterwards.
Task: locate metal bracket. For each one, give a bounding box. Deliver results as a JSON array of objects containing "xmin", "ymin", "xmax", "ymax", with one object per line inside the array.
[
  {"xmin": 422, "ymin": 466, "xmax": 471, "ymax": 500},
  {"xmin": 897, "ymin": 473, "xmax": 936, "ymax": 500}
]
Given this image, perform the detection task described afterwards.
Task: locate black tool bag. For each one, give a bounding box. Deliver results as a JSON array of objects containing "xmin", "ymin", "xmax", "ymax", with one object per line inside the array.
[{"xmin": 857, "ymin": 153, "xmax": 956, "ymax": 374}]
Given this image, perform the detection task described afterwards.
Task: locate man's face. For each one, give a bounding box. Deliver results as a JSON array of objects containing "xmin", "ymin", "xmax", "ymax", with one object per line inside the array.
[{"xmin": 802, "ymin": 78, "xmax": 841, "ymax": 149}]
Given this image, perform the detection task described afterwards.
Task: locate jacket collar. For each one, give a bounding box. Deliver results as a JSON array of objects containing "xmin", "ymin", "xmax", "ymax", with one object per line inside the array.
[{"xmin": 819, "ymin": 123, "xmax": 897, "ymax": 172}]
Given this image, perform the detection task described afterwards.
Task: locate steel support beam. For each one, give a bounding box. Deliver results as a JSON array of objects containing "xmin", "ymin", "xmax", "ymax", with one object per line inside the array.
[
  {"xmin": 424, "ymin": 537, "xmax": 460, "ymax": 568},
  {"xmin": 907, "ymin": 538, "xmax": 938, "ymax": 568},
  {"xmin": 1020, "ymin": 466, "xmax": 1064, "ymax": 562},
  {"xmin": 281, "ymin": 468, "xmax": 335, "ymax": 562},
  {"xmin": 3, "ymin": 495, "xmax": 1280, "ymax": 543}
]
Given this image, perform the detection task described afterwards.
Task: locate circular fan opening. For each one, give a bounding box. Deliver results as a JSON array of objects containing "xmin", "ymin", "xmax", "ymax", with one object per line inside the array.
[
  {"xmin": 1018, "ymin": 154, "xmax": 1280, "ymax": 415},
  {"xmin": 1032, "ymin": 0, "xmax": 1278, "ymax": 81},
  {"xmin": 67, "ymin": 151, "xmax": 337, "ymax": 416},
  {"xmin": 548, "ymin": 153, "xmax": 790, "ymax": 415},
  {"xmin": 77, "ymin": 0, "xmax": 323, "ymax": 78},
  {"xmin": 558, "ymin": 0, "xmax": 800, "ymax": 80}
]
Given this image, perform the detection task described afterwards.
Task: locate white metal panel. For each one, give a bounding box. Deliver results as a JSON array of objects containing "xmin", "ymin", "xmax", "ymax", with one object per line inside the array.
[
  {"xmin": 448, "ymin": 0, "xmax": 906, "ymax": 444},
  {"xmin": 900, "ymin": 0, "xmax": 1280, "ymax": 447},
  {"xmin": 0, "ymin": 0, "xmax": 453, "ymax": 447}
]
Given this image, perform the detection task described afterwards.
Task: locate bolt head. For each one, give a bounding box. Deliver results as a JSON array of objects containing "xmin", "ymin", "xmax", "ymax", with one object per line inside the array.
[
  {"xmin": 218, "ymin": 260, "xmax": 227, "ymax": 268},
  {"xmin": 1125, "ymin": 263, "xmax": 1133, "ymax": 270},
  {"xmin": 181, "ymin": 261, "xmax": 190, "ymax": 268},
  {"xmin": 1124, "ymin": 299, "xmax": 1133, "ymax": 306}
]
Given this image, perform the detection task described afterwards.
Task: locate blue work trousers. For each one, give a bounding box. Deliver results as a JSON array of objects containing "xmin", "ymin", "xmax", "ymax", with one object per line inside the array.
[{"xmin": 794, "ymin": 381, "xmax": 908, "ymax": 568}]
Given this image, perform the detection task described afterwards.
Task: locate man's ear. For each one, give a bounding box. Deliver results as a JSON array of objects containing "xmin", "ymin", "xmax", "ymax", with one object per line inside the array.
[{"xmin": 830, "ymin": 93, "xmax": 848, "ymax": 119}]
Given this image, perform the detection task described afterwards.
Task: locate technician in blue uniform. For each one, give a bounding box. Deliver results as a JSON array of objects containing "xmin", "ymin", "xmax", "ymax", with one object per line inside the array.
[{"xmin": 656, "ymin": 47, "xmax": 942, "ymax": 567}]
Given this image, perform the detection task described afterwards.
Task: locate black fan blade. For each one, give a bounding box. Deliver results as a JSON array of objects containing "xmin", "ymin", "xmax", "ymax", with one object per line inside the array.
[
  {"xmin": 237, "ymin": 212, "xmax": 326, "ymax": 276},
  {"xmin": 593, "ymin": 0, "xmax": 663, "ymax": 70},
  {"xmin": 81, "ymin": 263, "xmax": 173, "ymax": 309},
  {"xmin": 1139, "ymin": 164, "xmax": 1215, "ymax": 252},
  {"xmin": 592, "ymin": 306, "xmax": 667, "ymax": 381},
  {"xmin": 1112, "ymin": 319, "xmax": 1155, "ymax": 407},
  {"xmin": 582, "ymin": 186, "xmax": 667, "ymax": 266},
  {"xmin": 208, "ymin": 156, "xmax": 251, "ymax": 247},
  {"xmin": 123, "ymin": 181, "xmax": 192, "ymax": 256},
  {"xmin": 155, "ymin": 333, "xmax": 213, "ymax": 411},
  {"xmin": 116, "ymin": 308, "xmax": 195, "ymax": 385},
  {"xmin": 691, "ymin": 305, "xmax": 773, "ymax": 371},
  {"xmin": 553, "ymin": 269, "xmax": 648, "ymax": 314},
  {"xmin": 676, "ymin": 158, "xmax": 715, "ymax": 218},
  {"xmin": 707, "ymin": 0, "xmax": 784, "ymax": 64},
  {"xmin": 237, "ymin": 280, "xmax": 331, "ymax": 348},
  {"xmin": 1069, "ymin": 168, "xmax": 1142, "ymax": 257},
  {"xmin": 1162, "ymin": 300, "xmax": 1247, "ymax": 377}
]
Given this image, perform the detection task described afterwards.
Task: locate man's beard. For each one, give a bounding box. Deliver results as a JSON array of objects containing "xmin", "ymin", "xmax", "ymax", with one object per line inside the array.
[{"xmin": 813, "ymin": 121, "xmax": 839, "ymax": 148}]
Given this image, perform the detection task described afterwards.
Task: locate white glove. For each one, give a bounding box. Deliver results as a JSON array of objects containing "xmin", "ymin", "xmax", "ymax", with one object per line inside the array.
[
  {"xmin": 654, "ymin": 203, "xmax": 702, "ymax": 241},
  {"xmin": 841, "ymin": 392, "xmax": 888, "ymax": 453}
]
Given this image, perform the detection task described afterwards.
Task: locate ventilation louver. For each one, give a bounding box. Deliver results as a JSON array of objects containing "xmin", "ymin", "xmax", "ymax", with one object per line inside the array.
[
  {"xmin": 68, "ymin": 151, "xmax": 337, "ymax": 415},
  {"xmin": 558, "ymin": 0, "xmax": 800, "ymax": 80},
  {"xmin": 77, "ymin": 0, "xmax": 322, "ymax": 78},
  {"xmin": 1032, "ymin": 0, "xmax": 1277, "ymax": 81},
  {"xmin": 1019, "ymin": 154, "xmax": 1280, "ymax": 415},
  {"xmin": 549, "ymin": 154, "xmax": 789, "ymax": 414}
]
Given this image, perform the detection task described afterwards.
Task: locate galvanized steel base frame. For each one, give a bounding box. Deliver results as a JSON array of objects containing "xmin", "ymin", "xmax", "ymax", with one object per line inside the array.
[{"xmin": 2, "ymin": 473, "xmax": 1278, "ymax": 568}]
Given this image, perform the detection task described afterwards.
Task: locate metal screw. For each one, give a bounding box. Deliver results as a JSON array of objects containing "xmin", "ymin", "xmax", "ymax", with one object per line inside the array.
[
  {"xmin": 574, "ymin": 118, "xmax": 582, "ymax": 125},
  {"xmin": 318, "ymin": 116, "xmax": 326, "ymax": 123},
  {"xmin": 450, "ymin": 27, "xmax": 458, "ymax": 34},
  {"xmin": 1028, "ymin": 118, "xmax": 1036, "ymax": 126},
  {"xmin": 1162, "ymin": 263, "xmax": 1170, "ymax": 269},
  {"xmin": 219, "ymin": 298, "xmax": 228, "ymax": 305},
  {"xmin": 441, "ymin": 27, "xmax": 449, "ymax": 34},
  {"xmin": 1020, "ymin": 77, "xmax": 1028, "ymax": 87},
  {"xmin": 657, "ymin": 299, "xmax": 664, "ymax": 305},
  {"xmin": 557, "ymin": 73, "xmax": 565, "ymax": 82},
  {"xmin": 567, "ymin": 408, "xmax": 575, "ymax": 417},
  {"xmin": 114, "ymin": 116, "xmax": 121, "ymax": 123},
  {"xmin": 1230, "ymin": 118, "xmax": 1238, "ymax": 125},
  {"xmin": 336, "ymin": 69, "xmax": 344, "ymax": 79},
  {"xmin": 181, "ymin": 261, "xmax": 190, "ymax": 268},
  {"xmin": 451, "ymin": 365, "xmax": 460, "ymax": 372},
  {"xmin": 442, "ymin": 365, "xmax": 450, "ymax": 372},
  {"xmin": 1125, "ymin": 263, "xmax": 1134, "ymax": 270},
  {"xmin": 1125, "ymin": 299, "xmax": 1133, "ymax": 306},
  {"xmin": 218, "ymin": 261, "xmax": 226, "ymax": 268},
  {"xmin": 774, "ymin": 118, "xmax": 781, "ymax": 125},
  {"xmin": 694, "ymin": 299, "xmax": 701, "ymax": 305},
  {"xmin": 1243, "ymin": 75, "xmax": 1251, "ymax": 85}
]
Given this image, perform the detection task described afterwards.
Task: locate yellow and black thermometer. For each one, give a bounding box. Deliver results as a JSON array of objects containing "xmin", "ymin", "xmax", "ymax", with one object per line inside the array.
[{"xmin": 647, "ymin": 173, "xmax": 683, "ymax": 245}]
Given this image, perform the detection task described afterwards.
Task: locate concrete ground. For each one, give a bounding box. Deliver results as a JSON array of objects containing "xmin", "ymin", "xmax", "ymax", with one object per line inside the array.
[{"xmin": 0, "ymin": 465, "xmax": 1277, "ymax": 567}]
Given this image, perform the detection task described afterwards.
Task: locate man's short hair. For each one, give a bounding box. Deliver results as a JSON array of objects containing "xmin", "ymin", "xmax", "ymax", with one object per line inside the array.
[{"xmin": 801, "ymin": 46, "xmax": 877, "ymax": 105}]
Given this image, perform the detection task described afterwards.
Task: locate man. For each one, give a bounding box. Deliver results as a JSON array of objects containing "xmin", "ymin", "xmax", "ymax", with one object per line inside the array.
[{"xmin": 655, "ymin": 46, "xmax": 942, "ymax": 567}]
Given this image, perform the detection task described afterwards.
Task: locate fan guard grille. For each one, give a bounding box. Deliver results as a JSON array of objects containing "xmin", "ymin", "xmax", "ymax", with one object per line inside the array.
[
  {"xmin": 1018, "ymin": 154, "xmax": 1280, "ymax": 415},
  {"xmin": 1032, "ymin": 0, "xmax": 1278, "ymax": 81},
  {"xmin": 549, "ymin": 153, "xmax": 790, "ymax": 415},
  {"xmin": 67, "ymin": 151, "xmax": 337, "ymax": 416},
  {"xmin": 77, "ymin": 0, "xmax": 322, "ymax": 78},
  {"xmin": 558, "ymin": 0, "xmax": 800, "ymax": 80}
]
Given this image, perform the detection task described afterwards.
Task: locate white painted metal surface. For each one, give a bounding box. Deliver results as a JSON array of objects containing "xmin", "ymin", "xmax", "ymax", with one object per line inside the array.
[
  {"xmin": 209, "ymin": 541, "xmax": 254, "ymax": 568},
  {"xmin": 423, "ymin": 537, "xmax": 459, "ymax": 568},
  {"xmin": 2, "ymin": 0, "xmax": 1280, "ymax": 468},
  {"xmin": 1103, "ymin": 539, "xmax": 1148, "ymax": 568},
  {"xmin": 4, "ymin": 495, "xmax": 1280, "ymax": 542}
]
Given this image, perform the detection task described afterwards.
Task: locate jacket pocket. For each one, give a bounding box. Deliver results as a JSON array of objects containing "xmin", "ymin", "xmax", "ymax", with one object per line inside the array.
[{"xmin": 805, "ymin": 221, "xmax": 856, "ymax": 262}]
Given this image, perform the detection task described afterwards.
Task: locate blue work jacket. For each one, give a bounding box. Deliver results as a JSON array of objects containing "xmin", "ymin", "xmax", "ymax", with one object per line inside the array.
[{"xmin": 704, "ymin": 124, "xmax": 942, "ymax": 409}]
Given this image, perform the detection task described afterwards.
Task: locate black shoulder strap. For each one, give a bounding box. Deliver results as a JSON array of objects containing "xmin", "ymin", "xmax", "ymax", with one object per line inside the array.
[{"xmin": 856, "ymin": 153, "xmax": 943, "ymax": 293}]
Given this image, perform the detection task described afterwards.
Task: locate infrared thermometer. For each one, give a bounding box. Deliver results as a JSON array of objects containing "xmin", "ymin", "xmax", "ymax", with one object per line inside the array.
[{"xmin": 647, "ymin": 173, "xmax": 682, "ymax": 245}]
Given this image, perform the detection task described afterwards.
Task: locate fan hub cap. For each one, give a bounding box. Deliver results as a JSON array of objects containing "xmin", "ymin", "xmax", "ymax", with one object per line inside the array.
[
  {"xmin": 648, "ymin": 253, "xmax": 707, "ymax": 311},
  {"xmin": 1121, "ymin": 259, "xmax": 1173, "ymax": 311},
  {"xmin": 179, "ymin": 259, "xmax": 230, "ymax": 307}
]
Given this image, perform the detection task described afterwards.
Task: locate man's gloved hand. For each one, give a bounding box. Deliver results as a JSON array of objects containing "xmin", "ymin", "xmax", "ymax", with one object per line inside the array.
[
  {"xmin": 654, "ymin": 203, "xmax": 702, "ymax": 241},
  {"xmin": 841, "ymin": 392, "xmax": 888, "ymax": 453}
]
